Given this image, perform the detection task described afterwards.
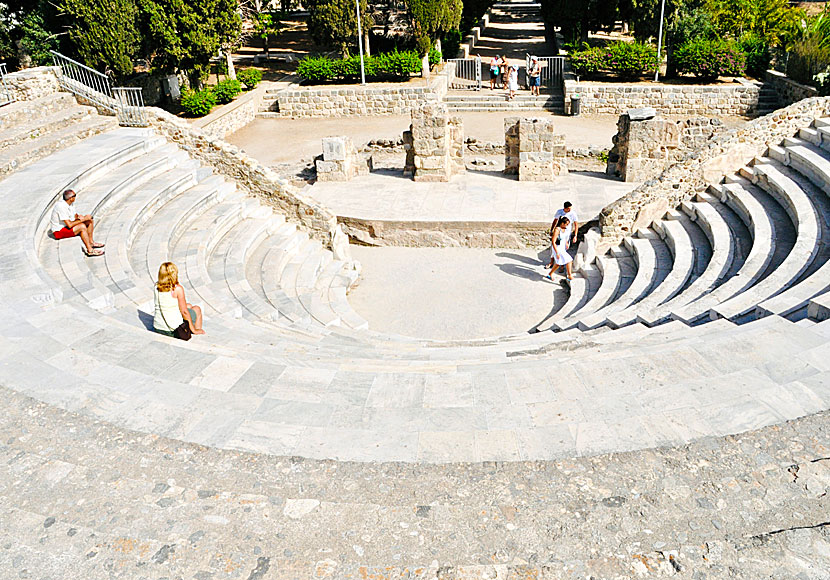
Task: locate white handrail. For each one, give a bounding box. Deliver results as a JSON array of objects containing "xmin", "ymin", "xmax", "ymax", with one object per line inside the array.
[{"xmin": 0, "ymin": 63, "xmax": 14, "ymax": 107}]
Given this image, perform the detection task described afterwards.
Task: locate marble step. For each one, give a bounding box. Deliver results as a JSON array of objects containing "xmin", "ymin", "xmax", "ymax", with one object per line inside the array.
[{"xmin": 0, "ymin": 92, "xmax": 80, "ymax": 133}]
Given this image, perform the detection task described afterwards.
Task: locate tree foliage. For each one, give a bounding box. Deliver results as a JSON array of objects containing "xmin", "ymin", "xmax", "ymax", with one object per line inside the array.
[
  {"xmin": 306, "ymin": 0, "xmax": 373, "ymax": 57},
  {"xmin": 404, "ymin": 0, "xmax": 462, "ymax": 54},
  {"xmin": 57, "ymin": 0, "xmax": 140, "ymax": 79},
  {"xmin": 139, "ymin": 0, "xmax": 241, "ymax": 82},
  {"xmin": 705, "ymin": 0, "xmax": 801, "ymax": 48},
  {"xmin": 541, "ymin": 0, "xmax": 619, "ymax": 46}
]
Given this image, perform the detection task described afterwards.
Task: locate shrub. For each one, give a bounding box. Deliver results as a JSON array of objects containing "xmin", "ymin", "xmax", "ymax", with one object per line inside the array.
[
  {"xmin": 605, "ymin": 41, "xmax": 657, "ymax": 77},
  {"xmin": 738, "ymin": 33, "xmax": 771, "ymax": 78},
  {"xmin": 674, "ymin": 38, "xmax": 746, "ymax": 80},
  {"xmin": 297, "ymin": 50, "xmax": 424, "ymax": 83},
  {"xmin": 236, "ymin": 68, "xmax": 263, "ymax": 89},
  {"xmin": 180, "ymin": 89, "xmax": 217, "ymax": 117},
  {"xmin": 815, "ymin": 65, "xmax": 830, "ymax": 96},
  {"xmin": 788, "ymin": 37, "xmax": 830, "ymax": 85},
  {"xmin": 570, "ymin": 46, "xmax": 605, "ymax": 76},
  {"xmin": 212, "ymin": 78, "xmax": 243, "ymax": 104},
  {"xmin": 429, "ymin": 48, "xmax": 442, "ymax": 67}
]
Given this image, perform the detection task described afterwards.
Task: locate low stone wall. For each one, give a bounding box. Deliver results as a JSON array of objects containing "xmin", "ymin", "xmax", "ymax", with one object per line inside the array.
[
  {"xmin": 267, "ymin": 67, "xmax": 451, "ymax": 118},
  {"xmin": 145, "ymin": 108, "xmax": 338, "ymax": 245},
  {"xmin": 564, "ymin": 79, "xmax": 761, "ymax": 117},
  {"xmin": 607, "ymin": 110, "xmax": 725, "ymax": 182},
  {"xmin": 191, "ymin": 85, "xmax": 267, "ymax": 139},
  {"xmin": 599, "ymin": 97, "xmax": 830, "ymax": 250},
  {"xmin": 4, "ymin": 66, "xmax": 61, "ymax": 101},
  {"xmin": 765, "ymin": 70, "xmax": 818, "ymax": 107}
]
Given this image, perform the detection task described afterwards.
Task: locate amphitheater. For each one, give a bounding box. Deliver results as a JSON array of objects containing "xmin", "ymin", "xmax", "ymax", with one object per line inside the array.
[{"xmin": 2, "ymin": 63, "xmax": 830, "ymax": 579}]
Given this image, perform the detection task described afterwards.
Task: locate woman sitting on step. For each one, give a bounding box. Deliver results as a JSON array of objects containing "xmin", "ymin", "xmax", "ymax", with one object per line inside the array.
[{"xmin": 153, "ymin": 262, "xmax": 205, "ymax": 339}]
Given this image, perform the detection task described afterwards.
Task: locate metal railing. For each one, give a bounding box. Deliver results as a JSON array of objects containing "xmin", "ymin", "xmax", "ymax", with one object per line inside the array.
[
  {"xmin": 0, "ymin": 63, "xmax": 14, "ymax": 107},
  {"xmin": 113, "ymin": 87, "xmax": 147, "ymax": 127},
  {"xmin": 447, "ymin": 58, "xmax": 483, "ymax": 90},
  {"xmin": 50, "ymin": 50, "xmax": 148, "ymax": 126},
  {"xmin": 527, "ymin": 55, "xmax": 565, "ymax": 88}
]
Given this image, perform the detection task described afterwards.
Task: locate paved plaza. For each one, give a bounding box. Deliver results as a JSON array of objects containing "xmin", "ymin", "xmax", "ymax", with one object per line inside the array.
[{"xmin": 307, "ymin": 167, "xmax": 637, "ymax": 224}]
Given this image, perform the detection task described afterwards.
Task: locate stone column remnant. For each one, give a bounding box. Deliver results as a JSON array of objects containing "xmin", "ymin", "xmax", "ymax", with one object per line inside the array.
[
  {"xmin": 606, "ymin": 107, "xmax": 724, "ymax": 182},
  {"xmin": 409, "ymin": 102, "xmax": 464, "ymax": 182},
  {"xmin": 315, "ymin": 136, "xmax": 372, "ymax": 182},
  {"xmin": 503, "ymin": 117, "xmax": 567, "ymax": 181}
]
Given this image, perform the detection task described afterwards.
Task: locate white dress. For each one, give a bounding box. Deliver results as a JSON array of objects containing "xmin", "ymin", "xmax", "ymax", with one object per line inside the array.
[
  {"xmin": 552, "ymin": 230, "xmax": 573, "ymax": 266},
  {"xmin": 508, "ymin": 70, "xmax": 519, "ymax": 91}
]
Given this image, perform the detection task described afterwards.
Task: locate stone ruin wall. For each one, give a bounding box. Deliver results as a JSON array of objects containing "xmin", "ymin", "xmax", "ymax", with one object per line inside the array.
[
  {"xmin": 504, "ymin": 117, "xmax": 567, "ymax": 181},
  {"xmin": 606, "ymin": 109, "xmax": 726, "ymax": 183},
  {"xmin": 315, "ymin": 136, "xmax": 372, "ymax": 182},
  {"xmin": 406, "ymin": 102, "xmax": 464, "ymax": 182},
  {"xmin": 598, "ymin": 97, "xmax": 830, "ymax": 251}
]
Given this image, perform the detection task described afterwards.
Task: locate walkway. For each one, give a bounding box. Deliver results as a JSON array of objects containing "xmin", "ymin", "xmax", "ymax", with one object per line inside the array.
[
  {"xmin": 472, "ymin": 1, "xmax": 555, "ymax": 61},
  {"xmin": 306, "ymin": 168, "xmax": 637, "ymax": 224}
]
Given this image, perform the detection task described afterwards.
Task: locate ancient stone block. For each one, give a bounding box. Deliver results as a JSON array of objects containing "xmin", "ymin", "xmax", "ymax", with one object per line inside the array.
[
  {"xmin": 316, "ymin": 135, "xmax": 372, "ymax": 182},
  {"xmin": 504, "ymin": 117, "xmax": 568, "ymax": 181},
  {"xmin": 408, "ymin": 102, "xmax": 464, "ymax": 182}
]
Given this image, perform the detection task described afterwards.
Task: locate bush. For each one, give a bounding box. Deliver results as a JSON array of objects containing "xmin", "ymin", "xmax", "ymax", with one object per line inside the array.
[
  {"xmin": 738, "ymin": 33, "xmax": 771, "ymax": 78},
  {"xmin": 605, "ymin": 41, "xmax": 657, "ymax": 77},
  {"xmin": 429, "ymin": 48, "xmax": 442, "ymax": 67},
  {"xmin": 297, "ymin": 50, "xmax": 424, "ymax": 83},
  {"xmin": 815, "ymin": 65, "xmax": 830, "ymax": 96},
  {"xmin": 180, "ymin": 89, "xmax": 217, "ymax": 117},
  {"xmin": 441, "ymin": 29, "xmax": 462, "ymax": 59},
  {"xmin": 570, "ymin": 46, "xmax": 605, "ymax": 76},
  {"xmin": 212, "ymin": 78, "xmax": 243, "ymax": 104},
  {"xmin": 569, "ymin": 42, "xmax": 656, "ymax": 78},
  {"xmin": 674, "ymin": 38, "xmax": 746, "ymax": 80},
  {"xmin": 236, "ymin": 68, "xmax": 263, "ymax": 89},
  {"xmin": 788, "ymin": 38, "xmax": 830, "ymax": 85}
]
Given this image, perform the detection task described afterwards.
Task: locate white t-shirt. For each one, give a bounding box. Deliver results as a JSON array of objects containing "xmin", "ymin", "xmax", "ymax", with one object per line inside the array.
[
  {"xmin": 552, "ymin": 208, "xmax": 578, "ymax": 242},
  {"xmin": 51, "ymin": 200, "xmax": 75, "ymax": 232}
]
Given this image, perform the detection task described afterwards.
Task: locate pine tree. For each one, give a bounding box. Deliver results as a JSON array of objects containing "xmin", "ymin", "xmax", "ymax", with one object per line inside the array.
[{"xmin": 404, "ymin": 0, "xmax": 462, "ymax": 55}]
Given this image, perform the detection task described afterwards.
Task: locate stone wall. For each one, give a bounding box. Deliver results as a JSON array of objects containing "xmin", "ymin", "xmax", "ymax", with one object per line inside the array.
[
  {"xmin": 599, "ymin": 97, "xmax": 830, "ymax": 250},
  {"xmin": 504, "ymin": 117, "xmax": 567, "ymax": 180},
  {"xmin": 191, "ymin": 85, "xmax": 267, "ymax": 139},
  {"xmin": 564, "ymin": 79, "xmax": 762, "ymax": 116},
  {"xmin": 315, "ymin": 136, "xmax": 372, "ymax": 181},
  {"xmin": 607, "ymin": 109, "xmax": 725, "ymax": 182},
  {"xmin": 765, "ymin": 70, "xmax": 818, "ymax": 107},
  {"xmin": 144, "ymin": 107, "xmax": 338, "ymax": 246},
  {"xmin": 265, "ymin": 67, "xmax": 451, "ymax": 118},
  {"xmin": 409, "ymin": 102, "xmax": 464, "ymax": 182},
  {"xmin": 4, "ymin": 66, "xmax": 61, "ymax": 101}
]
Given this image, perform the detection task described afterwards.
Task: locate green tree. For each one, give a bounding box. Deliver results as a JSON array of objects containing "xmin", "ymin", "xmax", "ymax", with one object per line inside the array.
[
  {"xmin": 541, "ymin": 0, "xmax": 618, "ymax": 48},
  {"xmin": 705, "ymin": 0, "xmax": 801, "ymax": 48},
  {"xmin": 57, "ymin": 0, "xmax": 140, "ymax": 79},
  {"xmin": 306, "ymin": 0, "xmax": 373, "ymax": 57},
  {"xmin": 404, "ymin": 0, "xmax": 462, "ymax": 54},
  {"xmin": 138, "ymin": 0, "xmax": 241, "ymax": 85}
]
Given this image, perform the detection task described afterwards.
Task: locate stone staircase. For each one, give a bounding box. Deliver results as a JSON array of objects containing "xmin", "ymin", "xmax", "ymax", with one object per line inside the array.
[
  {"xmin": 756, "ymin": 81, "xmax": 782, "ymax": 116},
  {"xmin": 444, "ymin": 89, "xmax": 566, "ymax": 113},
  {"xmin": 3, "ymin": 91, "xmax": 830, "ymax": 467}
]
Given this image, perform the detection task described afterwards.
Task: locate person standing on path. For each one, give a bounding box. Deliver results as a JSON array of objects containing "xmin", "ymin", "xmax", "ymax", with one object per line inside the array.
[
  {"xmin": 499, "ymin": 56, "xmax": 508, "ymax": 89},
  {"xmin": 489, "ymin": 56, "xmax": 500, "ymax": 89},
  {"xmin": 507, "ymin": 64, "xmax": 519, "ymax": 100},
  {"xmin": 528, "ymin": 56, "xmax": 541, "ymax": 96},
  {"xmin": 547, "ymin": 217, "xmax": 574, "ymax": 281}
]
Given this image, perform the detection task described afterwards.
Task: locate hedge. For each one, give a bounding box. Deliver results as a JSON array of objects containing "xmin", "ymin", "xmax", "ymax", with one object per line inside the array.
[
  {"xmin": 213, "ymin": 78, "xmax": 243, "ymax": 104},
  {"xmin": 180, "ymin": 89, "xmax": 217, "ymax": 117},
  {"xmin": 674, "ymin": 38, "xmax": 746, "ymax": 80},
  {"xmin": 236, "ymin": 68, "xmax": 263, "ymax": 89},
  {"xmin": 569, "ymin": 41, "xmax": 657, "ymax": 78},
  {"xmin": 297, "ymin": 50, "xmax": 424, "ymax": 83}
]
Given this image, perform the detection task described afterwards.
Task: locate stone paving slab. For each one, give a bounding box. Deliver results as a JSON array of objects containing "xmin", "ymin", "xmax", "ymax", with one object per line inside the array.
[
  {"xmin": 306, "ymin": 169, "xmax": 638, "ymax": 224},
  {"xmin": 2, "ymin": 385, "xmax": 830, "ymax": 579}
]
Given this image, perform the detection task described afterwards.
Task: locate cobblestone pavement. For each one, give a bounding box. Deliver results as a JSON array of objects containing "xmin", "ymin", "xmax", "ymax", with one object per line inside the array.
[{"xmin": 2, "ymin": 385, "xmax": 829, "ymax": 579}]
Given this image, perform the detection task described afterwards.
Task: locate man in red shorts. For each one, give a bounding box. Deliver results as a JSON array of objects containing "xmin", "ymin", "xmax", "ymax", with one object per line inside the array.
[{"xmin": 50, "ymin": 189, "xmax": 105, "ymax": 256}]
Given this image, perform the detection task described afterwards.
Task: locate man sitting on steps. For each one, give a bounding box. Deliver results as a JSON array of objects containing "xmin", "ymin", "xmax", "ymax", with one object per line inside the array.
[{"xmin": 50, "ymin": 189, "xmax": 105, "ymax": 257}]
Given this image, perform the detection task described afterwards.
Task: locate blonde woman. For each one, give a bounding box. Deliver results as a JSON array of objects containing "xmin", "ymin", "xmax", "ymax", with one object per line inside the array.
[{"xmin": 153, "ymin": 262, "xmax": 205, "ymax": 338}]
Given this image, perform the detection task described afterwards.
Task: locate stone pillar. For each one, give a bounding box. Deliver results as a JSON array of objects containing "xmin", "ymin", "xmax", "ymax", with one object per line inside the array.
[
  {"xmin": 315, "ymin": 136, "xmax": 372, "ymax": 182},
  {"xmin": 504, "ymin": 117, "xmax": 567, "ymax": 181},
  {"xmin": 402, "ymin": 128, "xmax": 415, "ymax": 177},
  {"xmin": 410, "ymin": 102, "xmax": 464, "ymax": 182},
  {"xmin": 606, "ymin": 107, "xmax": 724, "ymax": 182}
]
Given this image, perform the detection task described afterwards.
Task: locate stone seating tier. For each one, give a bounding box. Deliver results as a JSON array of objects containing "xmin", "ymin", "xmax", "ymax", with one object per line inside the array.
[{"xmin": 4, "ymin": 93, "xmax": 830, "ymax": 465}]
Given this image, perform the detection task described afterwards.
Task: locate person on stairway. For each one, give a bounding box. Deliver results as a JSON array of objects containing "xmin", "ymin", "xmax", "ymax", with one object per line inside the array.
[
  {"xmin": 50, "ymin": 189, "xmax": 105, "ymax": 257},
  {"xmin": 547, "ymin": 202, "xmax": 579, "ymax": 270},
  {"xmin": 489, "ymin": 56, "xmax": 500, "ymax": 89},
  {"xmin": 547, "ymin": 217, "xmax": 574, "ymax": 281},
  {"xmin": 528, "ymin": 56, "xmax": 541, "ymax": 96},
  {"xmin": 153, "ymin": 262, "xmax": 206, "ymax": 338},
  {"xmin": 508, "ymin": 65, "xmax": 519, "ymax": 100}
]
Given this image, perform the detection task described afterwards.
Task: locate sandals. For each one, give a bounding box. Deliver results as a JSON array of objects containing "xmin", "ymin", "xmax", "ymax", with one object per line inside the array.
[
  {"xmin": 92, "ymin": 242, "xmax": 105, "ymax": 248},
  {"xmin": 83, "ymin": 248, "xmax": 105, "ymax": 257}
]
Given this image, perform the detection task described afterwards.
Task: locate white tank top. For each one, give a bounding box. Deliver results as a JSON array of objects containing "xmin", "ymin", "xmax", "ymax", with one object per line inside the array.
[{"xmin": 153, "ymin": 287, "xmax": 184, "ymax": 332}]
